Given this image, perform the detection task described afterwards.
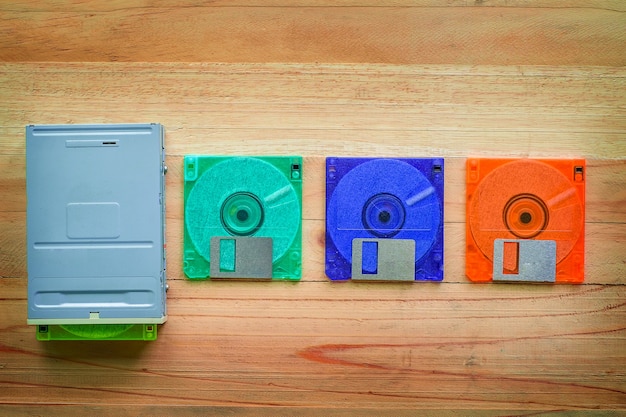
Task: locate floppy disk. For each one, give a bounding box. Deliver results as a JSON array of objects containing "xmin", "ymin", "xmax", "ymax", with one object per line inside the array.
[
  {"xmin": 325, "ymin": 157, "xmax": 444, "ymax": 281},
  {"xmin": 183, "ymin": 156, "xmax": 302, "ymax": 280},
  {"xmin": 466, "ymin": 158, "xmax": 585, "ymax": 283}
]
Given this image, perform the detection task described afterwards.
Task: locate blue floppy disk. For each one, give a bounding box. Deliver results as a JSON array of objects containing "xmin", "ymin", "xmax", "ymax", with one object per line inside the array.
[{"xmin": 325, "ymin": 157, "xmax": 444, "ymax": 281}]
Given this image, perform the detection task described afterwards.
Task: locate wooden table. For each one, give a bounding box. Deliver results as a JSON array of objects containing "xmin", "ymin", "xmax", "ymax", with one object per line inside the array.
[{"xmin": 1, "ymin": 2, "xmax": 625, "ymax": 415}]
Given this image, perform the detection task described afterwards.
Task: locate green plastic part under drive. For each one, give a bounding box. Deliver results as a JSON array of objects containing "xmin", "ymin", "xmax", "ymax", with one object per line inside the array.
[{"xmin": 36, "ymin": 324, "xmax": 158, "ymax": 341}]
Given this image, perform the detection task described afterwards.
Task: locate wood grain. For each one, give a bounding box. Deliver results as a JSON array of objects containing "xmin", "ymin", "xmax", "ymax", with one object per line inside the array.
[
  {"xmin": 1, "ymin": 279, "xmax": 625, "ymax": 411},
  {"xmin": 0, "ymin": 59, "xmax": 624, "ymax": 414},
  {"xmin": 1, "ymin": 1, "xmax": 625, "ymax": 65}
]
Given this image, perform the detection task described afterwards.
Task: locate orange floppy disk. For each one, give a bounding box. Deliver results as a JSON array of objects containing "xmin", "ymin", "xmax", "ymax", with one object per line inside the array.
[{"xmin": 466, "ymin": 158, "xmax": 585, "ymax": 283}]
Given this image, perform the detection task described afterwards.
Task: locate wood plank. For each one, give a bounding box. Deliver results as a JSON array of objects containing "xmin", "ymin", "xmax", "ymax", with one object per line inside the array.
[
  {"xmin": 0, "ymin": 279, "xmax": 624, "ymax": 409},
  {"xmin": 4, "ymin": 0, "xmax": 626, "ymax": 10},
  {"xmin": 0, "ymin": 407, "xmax": 538, "ymax": 417},
  {"xmin": 1, "ymin": 63, "xmax": 624, "ymax": 160},
  {"xmin": 2, "ymin": 154, "xmax": 624, "ymax": 282},
  {"xmin": 3, "ymin": 155, "xmax": 626, "ymax": 224},
  {"xmin": 2, "ymin": 214, "xmax": 624, "ymax": 284},
  {"xmin": 1, "ymin": 2, "xmax": 625, "ymax": 64}
]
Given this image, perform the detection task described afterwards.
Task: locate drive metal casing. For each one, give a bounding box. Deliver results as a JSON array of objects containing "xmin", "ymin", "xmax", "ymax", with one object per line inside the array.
[{"xmin": 26, "ymin": 124, "xmax": 167, "ymax": 340}]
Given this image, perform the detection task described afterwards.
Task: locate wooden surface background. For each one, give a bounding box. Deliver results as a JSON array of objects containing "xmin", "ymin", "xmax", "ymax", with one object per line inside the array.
[{"xmin": 1, "ymin": 1, "xmax": 625, "ymax": 415}]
